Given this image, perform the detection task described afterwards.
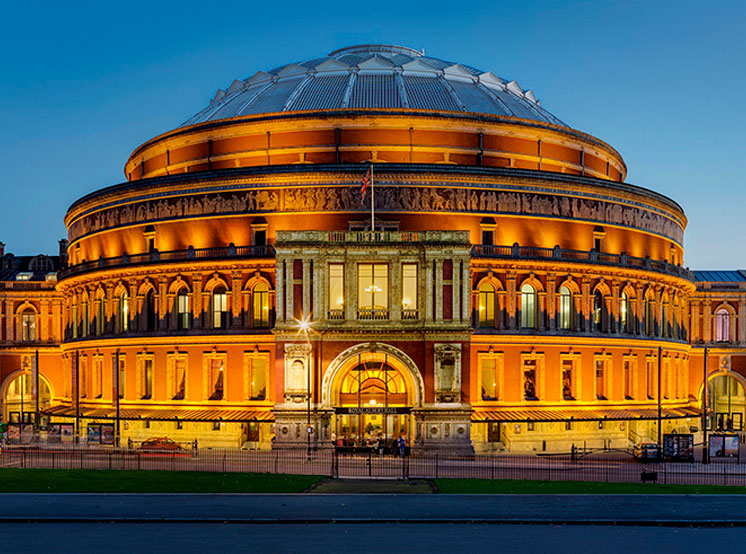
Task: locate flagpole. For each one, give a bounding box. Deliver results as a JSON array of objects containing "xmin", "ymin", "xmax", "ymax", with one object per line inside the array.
[{"xmin": 370, "ymin": 164, "xmax": 375, "ymax": 232}]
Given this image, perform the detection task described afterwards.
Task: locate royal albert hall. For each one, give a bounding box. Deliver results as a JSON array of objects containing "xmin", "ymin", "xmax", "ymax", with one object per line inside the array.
[{"xmin": 8, "ymin": 44, "xmax": 743, "ymax": 453}]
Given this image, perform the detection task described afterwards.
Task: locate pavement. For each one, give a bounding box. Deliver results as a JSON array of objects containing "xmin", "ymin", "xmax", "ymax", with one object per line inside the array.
[{"xmin": 0, "ymin": 493, "xmax": 745, "ymax": 525}]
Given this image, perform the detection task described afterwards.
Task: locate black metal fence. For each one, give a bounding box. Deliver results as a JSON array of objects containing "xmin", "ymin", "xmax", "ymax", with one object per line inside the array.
[{"xmin": 2, "ymin": 445, "xmax": 746, "ymax": 486}]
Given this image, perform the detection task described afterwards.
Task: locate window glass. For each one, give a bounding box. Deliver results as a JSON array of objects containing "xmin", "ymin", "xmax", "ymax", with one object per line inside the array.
[
  {"xmin": 212, "ymin": 289, "xmax": 228, "ymax": 329},
  {"xmin": 173, "ymin": 358, "xmax": 186, "ymax": 400},
  {"xmin": 209, "ymin": 359, "xmax": 224, "ymax": 400},
  {"xmin": 250, "ymin": 358, "xmax": 267, "ymax": 400},
  {"xmin": 143, "ymin": 358, "xmax": 153, "ymax": 399},
  {"xmin": 478, "ymin": 282, "xmax": 495, "ymax": 327},
  {"xmin": 402, "ymin": 264, "xmax": 418, "ymax": 314},
  {"xmin": 523, "ymin": 359, "xmax": 537, "ymax": 400},
  {"xmin": 520, "ymin": 283, "xmax": 536, "ymax": 329},
  {"xmin": 21, "ymin": 310, "xmax": 36, "ymax": 341},
  {"xmin": 558, "ymin": 286, "xmax": 572, "ymax": 330},
  {"xmin": 620, "ymin": 291, "xmax": 629, "ymax": 333},
  {"xmin": 252, "ymin": 282, "xmax": 270, "ymax": 328},
  {"xmin": 624, "ymin": 360, "xmax": 633, "ymax": 399},
  {"xmin": 716, "ymin": 309, "xmax": 730, "ymax": 342},
  {"xmin": 328, "ymin": 264, "xmax": 345, "ymax": 316},
  {"xmin": 357, "ymin": 264, "xmax": 388, "ymax": 315},
  {"xmin": 177, "ymin": 292, "xmax": 190, "ymax": 330},
  {"xmin": 562, "ymin": 359, "xmax": 574, "ymax": 400},
  {"xmin": 596, "ymin": 359, "xmax": 606, "ymax": 399},
  {"xmin": 480, "ymin": 357, "xmax": 497, "ymax": 400}
]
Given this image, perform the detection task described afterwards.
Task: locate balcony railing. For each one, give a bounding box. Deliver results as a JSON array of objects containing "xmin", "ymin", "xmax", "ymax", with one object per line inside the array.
[
  {"xmin": 402, "ymin": 309, "xmax": 419, "ymax": 320},
  {"xmin": 471, "ymin": 243, "xmax": 695, "ymax": 281},
  {"xmin": 357, "ymin": 309, "xmax": 390, "ymax": 320},
  {"xmin": 327, "ymin": 309, "xmax": 345, "ymax": 320},
  {"xmin": 59, "ymin": 244, "xmax": 276, "ymax": 279}
]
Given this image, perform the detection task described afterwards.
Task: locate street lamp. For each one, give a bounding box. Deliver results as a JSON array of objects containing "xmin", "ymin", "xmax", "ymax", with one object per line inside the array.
[{"xmin": 296, "ymin": 315, "xmax": 313, "ymax": 460}]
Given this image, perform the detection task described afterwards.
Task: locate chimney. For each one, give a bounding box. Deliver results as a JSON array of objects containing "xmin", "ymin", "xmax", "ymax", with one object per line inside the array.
[
  {"xmin": 58, "ymin": 239, "xmax": 68, "ymax": 266},
  {"xmin": 0, "ymin": 242, "xmax": 4, "ymax": 257}
]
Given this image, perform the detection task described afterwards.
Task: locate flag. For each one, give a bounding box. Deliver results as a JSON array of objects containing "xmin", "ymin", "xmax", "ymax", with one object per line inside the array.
[{"xmin": 361, "ymin": 164, "xmax": 372, "ymax": 202}]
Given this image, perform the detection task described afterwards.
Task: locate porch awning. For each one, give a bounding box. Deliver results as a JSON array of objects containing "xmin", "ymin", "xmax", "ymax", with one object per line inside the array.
[
  {"xmin": 471, "ymin": 406, "xmax": 701, "ymax": 423},
  {"xmin": 41, "ymin": 404, "xmax": 275, "ymax": 423}
]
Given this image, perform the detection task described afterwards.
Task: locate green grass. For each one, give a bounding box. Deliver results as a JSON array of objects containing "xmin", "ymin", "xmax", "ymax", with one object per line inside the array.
[
  {"xmin": 434, "ymin": 478, "xmax": 746, "ymax": 494},
  {"xmin": 0, "ymin": 468, "xmax": 324, "ymax": 493}
]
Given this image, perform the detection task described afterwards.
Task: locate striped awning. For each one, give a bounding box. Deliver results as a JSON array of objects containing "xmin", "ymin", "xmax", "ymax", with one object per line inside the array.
[
  {"xmin": 471, "ymin": 406, "xmax": 701, "ymax": 423},
  {"xmin": 42, "ymin": 404, "xmax": 275, "ymax": 423}
]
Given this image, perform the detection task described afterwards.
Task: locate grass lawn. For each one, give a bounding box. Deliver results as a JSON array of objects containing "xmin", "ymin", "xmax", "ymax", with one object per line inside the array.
[
  {"xmin": 434, "ymin": 478, "xmax": 746, "ymax": 494},
  {"xmin": 0, "ymin": 468, "xmax": 324, "ymax": 493}
]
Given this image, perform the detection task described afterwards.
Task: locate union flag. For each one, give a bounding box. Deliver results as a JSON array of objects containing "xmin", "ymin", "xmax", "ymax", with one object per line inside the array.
[{"xmin": 361, "ymin": 165, "xmax": 372, "ymax": 202}]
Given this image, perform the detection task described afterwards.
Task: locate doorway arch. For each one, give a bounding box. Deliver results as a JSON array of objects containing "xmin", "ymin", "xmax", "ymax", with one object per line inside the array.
[
  {"xmin": 702, "ymin": 371, "xmax": 746, "ymax": 432},
  {"xmin": 1, "ymin": 370, "xmax": 53, "ymax": 423}
]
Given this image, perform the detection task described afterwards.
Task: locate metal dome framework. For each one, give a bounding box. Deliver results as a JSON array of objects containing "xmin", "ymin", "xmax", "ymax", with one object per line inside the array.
[{"xmin": 182, "ymin": 45, "xmax": 566, "ymax": 127}]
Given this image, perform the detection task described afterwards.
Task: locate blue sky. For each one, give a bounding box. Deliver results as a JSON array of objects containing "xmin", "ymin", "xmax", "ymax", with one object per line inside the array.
[{"xmin": 1, "ymin": 0, "xmax": 744, "ymax": 268}]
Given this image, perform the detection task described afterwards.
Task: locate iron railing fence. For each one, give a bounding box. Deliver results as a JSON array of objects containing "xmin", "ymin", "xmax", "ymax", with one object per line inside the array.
[{"xmin": 2, "ymin": 445, "xmax": 746, "ymax": 486}]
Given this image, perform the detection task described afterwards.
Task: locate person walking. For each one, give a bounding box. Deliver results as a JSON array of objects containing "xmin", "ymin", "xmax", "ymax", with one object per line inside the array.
[{"xmin": 398, "ymin": 435, "xmax": 406, "ymax": 458}]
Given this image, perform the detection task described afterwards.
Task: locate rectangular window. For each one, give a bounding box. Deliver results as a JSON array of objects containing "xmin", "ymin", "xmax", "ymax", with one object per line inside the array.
[
  {"xmin": 207, "ymin": 358, "xmax": 224, "ymax": 400},
  {"xmin": 624, "ymin": 359, "xmax": 633, "ymax": 399},
  {"xmin": 481, "ymin": 230, "xmax": 494, "ymax": 246},
  {"xmin": 250, "ymin": 357, "xmax": 267, "ymax": 400},
  {"xmin": 523, "ymin": 359, "xmax": 537, "ymax": 401},
  {"xmin": 80, "ymin": 356, "xmax": 88, "ymax": 399},
  {"xmin": 561, "ymin": 359, "xmax": 575, "ymax": 400},
  {"xmin": 328, "ymin": 264, "xmax": 345, "ymax": 319},
  {"xmin": 213, "ymin": 421, "xmax": 221, "ymax": 431},
  {"xmin": 480, "ymin": 357, "xmax": 497, "ymax": 401},
  {"xmin": 662, "ymin": 359, "xmax": 670, "ymax": 399},
  {"xmin": 212, "ymin": 292, "xmax": 228, "ymax": 329},
  {"xmin": 142, "ymin": 358, "xmax": 153, "ymax": 400},
  {"xmin": 177, "ymin": 293, "xmax": 190, "ymax": 330},
  {"xmin": 357, "ymin": 264, "xmax": 389, "ymax": 319},
  {"xmin": 646, "ymin": 359, "xmax": 655, "ymax": 399},
  {"xmin": 168, "ymin": 354, "xmax": 187, "ymax": 400},
  {"xmin": 93, "ymin": 356, "xmax": 103, "ymax": 399},
  {"xmin": 595, "ymin": 359, "xmax": 607, "ymax": 400},
  {"xmin": 118, "ymin": 358, "xmax": 125, "ymax": 399},
  {"xmin": 402, "ymin": 263, "xmax": 418, "ymax": 319}
]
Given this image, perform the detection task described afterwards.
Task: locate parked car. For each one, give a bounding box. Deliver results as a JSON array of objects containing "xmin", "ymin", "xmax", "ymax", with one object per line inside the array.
[
  {"xmin": 633, "ymin": 442, "xmax": 660, "ymax": 461},
  {"xmin": 139, "ymin": 437, "xmax": 182, "ymax": 451}
]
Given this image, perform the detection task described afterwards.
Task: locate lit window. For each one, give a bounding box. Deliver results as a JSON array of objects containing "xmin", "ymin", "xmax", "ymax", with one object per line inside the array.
[
  {"xmin": 252, "ymin": 282, "xmax": 270, "ymax": 328},
  {"xmin": 328, "ymin": 264, "xmax": 345, "ymax": 319},
  {"xmin": 562, "ymin": 359, "xmax": 575, "ymax": 400},
  {"xmin": 357, "ymin": 264, "xmax": 388, "ymax": 318},
  {"xmin": 118, "ymin": 358, "xmax": 126, "ymax": 399},
  {"xmin": 117, "ymin": 292, "xmax": 129, "ymax": 333},
  {"xmin": 480, "ymin": 357, "xmax": 498, "ymax": 401},
  {"xmin": 248, "ymin": 357, "xmax": 267, "ymax": 400},
  {"xmin": 478, "ymin": 282, "xmax": 495, "ymax": 327},
  {"xmin": 21, "ymin": 309, "xmax": 36, "ymax": 342},
  {"xmin": 620, "ymin": 291, "xmax": 631, "ymax": 334},
  {"xmin": 520, "ymin": 283, "xmax": 536, "ymax": 329},
  {"xmin": 141, "ymin": 358, "xmax": 153, "ymax": 400},
  {"xmin": 646, "ymin": 359, "xmax": 655, "ymax": 399},
  {"xmin": 558, "ymin": 285, "xmax": 573, "ymax": 330},
  {"xmin": 523, "ymin": 359, "xmax": 538, "ymax": 400},
  {"xmin": 402, "ymin": 264, "xmax": 418, "ymax": 318},
  {"xmin": 96, "ymin": 299, "xmax": 105, "ymax": 335},
  {"xmin": 715, "ymin": 308, "xmax": 730, "ymax": 343},
  {"xmin": 93, "ymin": 357, "xmax": 103, "ymax": 399},
  {"xmin": 644, "ymin": 296, "xmax": 654, "ymax": 336},
  {"xmin": 208, "ymin": 359, "xmax": 224, "ymax": 400},
  {"xmin": 170, "ymin": 357, "xmax": 187, "ymax": 400},
  {"xmin": 593, "ymin": 291, "xmax": 605, "ymax": 332},
  {"xmin": 595, "ymin": 359, "xmax": 607, "ymax": 400},
  {"xmin": 624, "ymin": 359, "xmax": 633, "ymax": 399},
  {"xmin": 177, "ymin": 291, "xmax": 190, "ymax": 330},
  {"xmin": 212, "ymin": 288, "xmax": 228, "ymax": 329}
]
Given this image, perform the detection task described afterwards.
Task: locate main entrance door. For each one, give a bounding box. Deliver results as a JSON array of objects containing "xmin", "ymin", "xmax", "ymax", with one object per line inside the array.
[{"xmin": 331, "ymin": 355, "xmax": 414, "ymax": 447}]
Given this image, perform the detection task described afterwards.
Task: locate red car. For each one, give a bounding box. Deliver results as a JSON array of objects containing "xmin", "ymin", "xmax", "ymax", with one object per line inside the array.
[{"xmin": 139, "ymin": 437, "xmax": 182, "ymax": 451}]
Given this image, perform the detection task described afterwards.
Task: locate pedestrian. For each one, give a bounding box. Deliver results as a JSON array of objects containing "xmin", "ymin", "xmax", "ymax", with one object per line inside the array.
[
  {"xmin": 331, "ymin": 432, "xmax": 337, "ymax": 448},
  {"xmin": 398, "ymin": 435, "xmax": 406, "ymax": 458},
  {"xmin": 377, "ymin": 434, "xmax": 384, "ymax": 457}
]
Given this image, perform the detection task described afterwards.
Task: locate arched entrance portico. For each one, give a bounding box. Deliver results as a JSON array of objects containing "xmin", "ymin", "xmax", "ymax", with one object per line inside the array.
[
  {"xmin": 1, "ymin": 370, "xmax": 52, "ymax": 423},
  {"xmin": 322, "ymin": 343, "xmax": 424, "ymax": 446},
  {"xmin": 703, "ymin": 371, "xmax": 746, "ymax": 432}
]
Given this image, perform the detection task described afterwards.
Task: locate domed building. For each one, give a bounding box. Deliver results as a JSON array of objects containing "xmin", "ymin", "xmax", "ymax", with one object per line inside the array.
[{"xmin": 3, "ymin": 44, "xmax": 743, "ymax": 453}]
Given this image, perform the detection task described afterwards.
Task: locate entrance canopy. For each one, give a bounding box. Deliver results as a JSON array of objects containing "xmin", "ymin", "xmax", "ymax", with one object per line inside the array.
[
  {"xmin": 42, "ymin": 404, "xmax": 275, "ymax": 423},
  {"xmin": 472, "ymin": 406, "xmax": 701, "ymax": 423}
]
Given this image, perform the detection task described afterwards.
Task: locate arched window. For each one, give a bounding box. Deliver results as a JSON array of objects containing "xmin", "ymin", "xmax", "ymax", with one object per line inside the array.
[
  {"xmin": 715, "ymin": 308, "xmax": 730, "ymax": 343},
  {"xmin": 644, "ymin": 296, "xmax": 654, "ymax": 336},
  {"xmin": 620, "ymin": 291, "xmax": 630, "ymax": 334},
  {"xmin": 143, "ymin": 289, "xmax": 156, "ymax": 332},
  {"xmin": 558, "ymin": 285, "xmax": 573, "ymax": 330},
  {"xmin": 520, "ymin": 283, "xmax": 537, "ymax": 329},
  {"xmin": 96, "ymin": 298, "xmax": 105, "ymax": 336},
  {"xmin": 593, "ymin": 291, "xmax": 605, "ymax": 332},
  {"xmin": 252, "ymin": 282, "xmax": 270, "ymax": 328},
  {"xmin": 21, "ymin": 309, "xmax": 36, "ymax": 342},
  {"xmin": 212, "ymin": 287, "xmax": 228, "ymax": 329},
  {"xmin": 661, "ymin": 298, "xmax": 669, "ymax": 338},
  {"xmin": 478, "ymin": 282, "xmax": 496, "ymax": 327},
  {"xmin": 81, "ymin": 300, "xmax": 90, "ymax": 337},
  {"xmin": 117, "ymin": 291, "xmax": 129, "ymax": 333},
  {"xmin": 176, "ymin": 290, "xmax": 190, "ymax": 330}
]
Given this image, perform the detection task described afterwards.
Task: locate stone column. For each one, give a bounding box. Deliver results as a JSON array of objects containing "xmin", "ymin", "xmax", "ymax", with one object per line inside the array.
[
  {"xmin": 276, "ymin": 259, "xmax": 285, "ymax": 323},
  {"xmin": 451, "ymin": 259, "xmax": 460, "ymax": 322},
  {"xmin": 703, "ymin": 300, "xmax": 712, "ymax": 343},
  {"xmin": 231, "ymin": 271, "xmax": 242, "ymax": 328},
  {"xmin": 51, "ymin": 300, "xmax": 62, "ymax": 342},
  {"xmin": 40, "ymin": 299, "xmax": 49, "ymax": 342},
  {"xmin": 425, "ymin": 258, "xmax": 434, "ymax": 322},
  {"xmin": 547, "ymin": 273, "xmax": 556, "ymax": 331},
  {"xmin": 434, "ymin": 259, "xmax": 443, "ymax": 322},
  {"xmin": 739, "ymin": 298, "xmax": 746, "ymax": 344},
  {"xmin": 302, "ymin": 259, "xmax": 311, "ymax": 319},
  {"xmin": 506, "ymin": 271, "xmax": 517, "ymax": 329},
  {"xmin": 105, "ymin": 282, "xmax": 114, "ymax": 334},
  {"xmin": 159, "ymin": 276, "xmax": 169, "ymax": 331},
  {"xmin": 192, "ymin": 273, "xmax": 203, "ymax": 330},
  {"xmin": 581, "ymin": 276, "xmax": 591, "ymax": 333},
  {"xmin": 611, "ymin": 280, "xmax": 621, "ymax": 334},
  {"xmin": 128, "ymin": 280, "xmax": 138, "ymax": 332},
  {"xmin": 461, "ymin": 260, "xmax": 470, "ymax": 324}
]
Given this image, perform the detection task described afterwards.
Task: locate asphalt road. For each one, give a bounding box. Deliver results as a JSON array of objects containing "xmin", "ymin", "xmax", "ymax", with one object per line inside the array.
[
  {"xmin": 3, "ymin": 522, "xmax": 746, "ymax": 554},
  {"xmin": 1, "ymin": 493, "xmax": 745, "ymax": 524}
]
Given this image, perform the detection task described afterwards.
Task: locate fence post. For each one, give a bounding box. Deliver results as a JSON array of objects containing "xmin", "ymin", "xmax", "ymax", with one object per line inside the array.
[{"xmin": 52, "ymin": 452, "xmax": 55, "ymax": 469}]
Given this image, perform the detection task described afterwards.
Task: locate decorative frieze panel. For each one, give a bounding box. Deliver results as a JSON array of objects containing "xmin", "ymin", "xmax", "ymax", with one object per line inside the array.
[
  {"xmin": 284, "ymin": 343, "xmax": 311, "ymax": 403},
  {"xmin": 433, "ymin": 343, "xmax": 462, "ymax": 403}
]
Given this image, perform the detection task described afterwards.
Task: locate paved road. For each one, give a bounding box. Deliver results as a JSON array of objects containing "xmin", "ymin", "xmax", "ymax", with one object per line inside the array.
[
  {"xmin": 3, "ymin": 523, "xmax": 746, "ymax": 554},
  {"xmin": 1, "ymin": 493, "xmax": 745, "ymax": 524}
]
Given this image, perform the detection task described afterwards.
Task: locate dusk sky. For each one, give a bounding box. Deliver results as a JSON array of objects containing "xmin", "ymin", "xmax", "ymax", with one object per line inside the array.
[{"xmin": 1, "ymin": 0, "xmax": 744, "ymax": 269}]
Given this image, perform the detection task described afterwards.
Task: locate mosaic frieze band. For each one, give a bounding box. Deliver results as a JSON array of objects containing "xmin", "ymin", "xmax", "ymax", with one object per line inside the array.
[{"xmin": 68, "ymin": 183, "xmax": 684, "ymax": 244}]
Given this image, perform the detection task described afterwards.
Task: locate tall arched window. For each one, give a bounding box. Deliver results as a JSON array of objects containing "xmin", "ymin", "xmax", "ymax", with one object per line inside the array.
[
  {"xmin": 715, "ymin": 308, "xmax": 730, "ymax": 343},
  {"xmin": 117, "ymin": 291, "xmax": 129, "ymax": 333},
  {"xmin": 661, "ymin": 297, "xmax": 669, "ymax": 338},
  {"xmin": 252, "ymin": 282, "xmax": 270, "ymax": 328},
  {"xmin": 593, "ymin": 291, "xmax": 605, "ymax": 332},
  {"xmin": 96, "ymin": 298, "xmax": 105, "ymax": 336},
  {"xmin": 143, "ymin": 289, "xmax": 156, "ymax": 332},
  {"xmin": 558, "ymin": 285, "xmax": 573, "ymax": 330},
  {"xmin": 478, "ymin": 282, "xmax": 496, "ymax": 327},
  {"xmin": 620, "ymin": 291, "xmax": 630, "ymax": 334},
  {"xmin": 21, "ymin": 309, "xmax": 36, "ymax": 342},
  {"xmin": 212, "ymin": 287, "xmax": 228, "ymax": 329},
  {"xmin": 81, "ymin": 300, "xmax": 90, "ymax": 337},
  {"xmin": 176, "ymin": 290, "xmax": 190, "ymax": 330},
  {"xmin": 644, "ymin": 296, "xmax": 654, "ymax": 336},
  {"xmin": 520, "ymin": 283, "xmax": 537, "ymax": 329}
]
